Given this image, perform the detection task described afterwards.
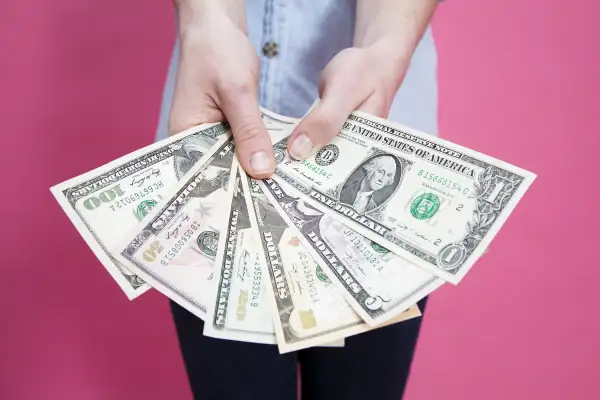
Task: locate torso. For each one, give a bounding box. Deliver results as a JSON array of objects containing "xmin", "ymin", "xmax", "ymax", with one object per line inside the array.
[{"xmin": 155, "ymin": 0, "xmax": 439, "ymax": 142}]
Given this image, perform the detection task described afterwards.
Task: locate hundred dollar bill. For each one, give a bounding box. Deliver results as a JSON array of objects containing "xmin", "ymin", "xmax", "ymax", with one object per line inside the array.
[
  {"xmin": 202, "ymin": 163, "xmax": 275, "ymax": 344},
  {"xmin": 113, "ymin": 138, "xmax": 235, "ymax": 319},
  {"xmin": 242, "ymin": 167, "xmax": 421, "ymax": 352},
  {"xmin": 50, "ymin": 122, "xmax": 230, "ymax": 299},
  {"xmin": 257, "ymin": 175, "xmax": 441, "ymax": 327},
  {"xmin": 273, "ymin": 111, "xmax": 536, "ymax": 284}
]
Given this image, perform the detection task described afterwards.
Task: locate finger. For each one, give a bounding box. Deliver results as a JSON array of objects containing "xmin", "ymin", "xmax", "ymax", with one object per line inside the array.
[
  {"xmin": 218, "ymin": 81, "xmax": 275, "ymax": 179},
  {"xmin": 287, "ymin": 74, "xmax": 370, "ymax": 160}
]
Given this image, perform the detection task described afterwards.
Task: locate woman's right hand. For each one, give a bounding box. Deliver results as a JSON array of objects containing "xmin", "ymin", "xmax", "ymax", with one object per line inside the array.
[{"xmin": 169, "ymin": 0, "xmax": 275, "ymax": 178}]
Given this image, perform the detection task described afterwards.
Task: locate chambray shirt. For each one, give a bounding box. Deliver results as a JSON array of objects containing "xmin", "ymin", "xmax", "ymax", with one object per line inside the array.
[{"xmin": 155, "ymin": 0, "xmax": 439, "ymax": 141}]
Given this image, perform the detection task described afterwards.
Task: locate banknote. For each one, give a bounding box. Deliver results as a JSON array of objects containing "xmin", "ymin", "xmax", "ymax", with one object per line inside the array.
[
  {"xmin": 202, "ymin": 163, "xmax": 276, "ymax": 344},
  {"xmin": 257, "ymin": 175, "xmax": 441, "ymax": 327},
  {"xmin": 272, "ymin": 111, "xmax": 536, "ymax": 284},
  {"xmin": 242, "ymin": 167, "xmax": 421, "ymax": 352},
  {"xmin": 50, "ymin": 122, "xmax": 230, "ymax": 299},
  {"xmin": 113, "ymin": 138, "xmax": 235, "ymax": 319},
  {"xmin": 260, "ymin": 107, "xmax": 300, "ymax": 128}
]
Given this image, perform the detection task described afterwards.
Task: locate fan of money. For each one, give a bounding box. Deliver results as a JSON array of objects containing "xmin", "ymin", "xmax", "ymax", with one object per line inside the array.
[{"xmin": 50, "ymin": 107, "xmax": 536, "ymax": 353}]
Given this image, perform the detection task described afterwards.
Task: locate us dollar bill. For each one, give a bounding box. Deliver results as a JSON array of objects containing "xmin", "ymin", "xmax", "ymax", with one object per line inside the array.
[
  {"xmin": 273, "ymin": 111, "xmax": 536, "ymax": 284},
  {"xmin": 202, "ymin": 163, "xmax": 276, "ymax": 344},
  {"xmin": 113, "ymin": 138, "xmax": 235, "ymax": 319},
  {"xmin": 242, "ymin": 167, "xmax": 421, "ymax": 352},
  {"xmin": 50, "ymin": 122, "xmax": 230, "ymax": 299},
  {"xmin": 259, "ymin": 107, "xmax": 300, "ymax": 128},
  {"xmin": 257, "ymin": 175, "xmax": 440, "ymax": 327}
]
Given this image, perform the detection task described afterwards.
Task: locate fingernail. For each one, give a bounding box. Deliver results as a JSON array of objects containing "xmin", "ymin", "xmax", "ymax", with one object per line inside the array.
[
  {"xmin": 289, "ymin": 133, "xmax": 313, "ymax": 160},
  {"xmin": 249, "ymin": 151, "xmax": 273, "ymax": 174}
]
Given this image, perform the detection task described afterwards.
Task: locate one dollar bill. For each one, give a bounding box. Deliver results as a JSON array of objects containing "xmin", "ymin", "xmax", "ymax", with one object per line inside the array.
[
  {"xmin": 51, "ymin": 122, "xmax": 230, "ymax": 299},
  {"xmin": 242, "ymin": 166, "xmax": 421, "ymax": 352},
  {"xmin": 273, "ymin": 111, "xmax": 536, "ymax": 284}
]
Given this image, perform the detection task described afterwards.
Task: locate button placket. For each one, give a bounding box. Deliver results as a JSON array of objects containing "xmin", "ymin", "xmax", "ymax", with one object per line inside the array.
[{"xmin": 258, "ymin": 0, "xmax": 275, "ymax": 107}]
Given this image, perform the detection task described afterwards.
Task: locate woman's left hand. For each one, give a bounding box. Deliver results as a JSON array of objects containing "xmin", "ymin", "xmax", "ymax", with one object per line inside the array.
[{"xmin": 286, "ymin": 40, "xmax": 410, "ymax": 160}]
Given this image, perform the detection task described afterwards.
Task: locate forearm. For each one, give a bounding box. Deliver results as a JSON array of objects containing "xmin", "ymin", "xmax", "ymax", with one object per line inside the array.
[
  {"xmin": 174, "ymin": 0, "xmax": 247, "ymax": 34},
  {"xmin": 354, "ymin": 0, "xmax": 437, "ymax": 67}
]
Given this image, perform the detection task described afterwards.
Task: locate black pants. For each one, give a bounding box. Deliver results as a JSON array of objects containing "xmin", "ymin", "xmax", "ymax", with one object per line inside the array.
[{"xmin": 170, "ymin": 297, "xmax": 428, "ymax": 400}]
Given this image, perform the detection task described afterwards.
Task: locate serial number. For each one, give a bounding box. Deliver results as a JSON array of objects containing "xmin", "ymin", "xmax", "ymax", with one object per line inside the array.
[
  {"xmin": 250, "ymin": 260, "xmax": 261, "ymax": 308},
  {"xmin": 300, "ymin": 160, "xmax": 333, "ymax": 180},
  {"xmin": 300, "ymin": 251, "xmax": 319, "ymax": 304},
  {"xmin": 417, "ymin": 170, "xmax": 469, "ymax": 195},
  {"xmin": 108, "ymin": 181, "xmax": 165, "ymax": 212},
  {"xmin": 160, "ymin": 221, "xmax": 201, "ymax": 266}
]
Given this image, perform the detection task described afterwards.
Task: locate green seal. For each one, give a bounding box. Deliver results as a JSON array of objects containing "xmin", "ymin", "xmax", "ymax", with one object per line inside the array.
[
  {"xmin": 315, "ymin": 265, "xmax": 331, "ymax": 283},
  {"xmin": 371, "ymin": 242, "xmax": 390, "ymax": 254},
  {"xmin": 197, "ymin": 231, "xmax": 219, "ymax": 258},
  {"xmin": 134, "ymin": 199, "xmax": 158, "ymax": 221},
  {"xmin": 410, "ymin": 193, "xmax": 440, "ymax": 220}
]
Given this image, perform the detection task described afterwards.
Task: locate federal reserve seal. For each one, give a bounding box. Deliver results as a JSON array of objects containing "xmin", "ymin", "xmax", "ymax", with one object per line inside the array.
[
  {"xmin": 134, "ymin": 199, "xmax": 158, "ymax": 221},
  {"xmin": 196, "ymin": 231, "xmax": 219, "ymax": 258},
  {"xmin": 371, "ymin": 241, "xmax": 390, "ymax": 254},
  {"xmin": 410, "ymin": 193, "xmax": 440, "ymax": 220},
  {"xmin": 315, "ymin": 265, "xmax": 331, "ymax": 283},
  {"xmin": 314, "ymin": 144, "xmax": 339, "ymax": 166}
]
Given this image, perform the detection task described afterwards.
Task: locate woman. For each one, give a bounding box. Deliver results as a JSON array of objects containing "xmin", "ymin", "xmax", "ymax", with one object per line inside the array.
[{"xmin": 155, "ymin": 1, "xmax": 440, "ymax": 399}]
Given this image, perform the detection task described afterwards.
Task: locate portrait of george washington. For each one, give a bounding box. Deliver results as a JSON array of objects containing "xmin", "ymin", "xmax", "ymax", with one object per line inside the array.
[{"xmin": 339, "ymin": 154, "xmax": 401, "ymax": 214}]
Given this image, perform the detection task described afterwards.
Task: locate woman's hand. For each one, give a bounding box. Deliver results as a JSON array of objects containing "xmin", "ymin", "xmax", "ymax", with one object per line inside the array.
[
  {"xmin": 169, "ymin": 1, "xmax": 275, "ymax": 178},
  {"xmin": 286, "ymin": 0, "xmax": 437, "ymax": 160},
  {"xmin": 286, "ymin": 40, "xmax": 410, "ymax": 160}
]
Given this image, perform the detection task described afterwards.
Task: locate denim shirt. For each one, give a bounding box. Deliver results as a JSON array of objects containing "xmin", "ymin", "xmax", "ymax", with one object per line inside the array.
[{"xmin": 155, "ymin": 0, "xmax": 439, "ymax": 142}]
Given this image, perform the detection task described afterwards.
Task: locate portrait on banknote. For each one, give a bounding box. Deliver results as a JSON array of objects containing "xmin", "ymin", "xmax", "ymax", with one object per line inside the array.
[
  {"xmin": 280, "ymin": 198, "xmax": 324, "ymax": 234},
  {"xmin": 173, "ymin": 134, "xmax": 222, "ymax": 178},
  {"xmin": 338, "ymin": 153, "xmax": 403, "ymax": 214},
  {"xmin": 188, "ymin": 169, "xmax": 230, "ymax": 199}
]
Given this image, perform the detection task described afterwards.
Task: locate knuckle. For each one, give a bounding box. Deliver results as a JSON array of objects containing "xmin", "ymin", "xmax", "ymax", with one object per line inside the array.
[{"xmin": 233, "ymin": 118, "xmax": 264, "ymax": 146}]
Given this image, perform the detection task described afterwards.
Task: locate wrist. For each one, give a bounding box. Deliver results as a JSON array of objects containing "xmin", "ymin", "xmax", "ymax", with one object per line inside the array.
[
  {"xmin": 175, "ymin": 0, "xmax": 247, "ymax": 38},
  {"xmin": 363, "ymin": 37, "xmax": 412, "ymax": 89},
  {"xmin": 353, "ymin": 0, "xmax": 437, "ymax": 87}
]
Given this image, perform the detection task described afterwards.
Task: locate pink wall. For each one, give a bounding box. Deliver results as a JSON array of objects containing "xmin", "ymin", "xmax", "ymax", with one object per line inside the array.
[{"xmin": 1, "ymin": 0, "xmax": 598, "ymax": 399}]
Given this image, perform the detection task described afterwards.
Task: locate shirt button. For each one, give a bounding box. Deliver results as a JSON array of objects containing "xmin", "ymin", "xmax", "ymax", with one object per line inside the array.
[{"xmin": 262, "ymin": 40, "xmax": 279, "ymax": 59}]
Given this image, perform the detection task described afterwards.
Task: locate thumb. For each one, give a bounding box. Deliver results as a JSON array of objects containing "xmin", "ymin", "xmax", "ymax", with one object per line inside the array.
[
  {"xmin": 286, "ymin": 75, "xmax": 366, "ymax": 160},
  {"xmin": 219, "ymin": 85, "xmax": 275, "ymax": 179}
]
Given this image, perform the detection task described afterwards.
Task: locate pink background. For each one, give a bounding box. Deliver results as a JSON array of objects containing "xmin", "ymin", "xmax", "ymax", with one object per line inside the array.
[{"xmin": 1, "ymin": 0, "xmax": 598, "ymax": 399}]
